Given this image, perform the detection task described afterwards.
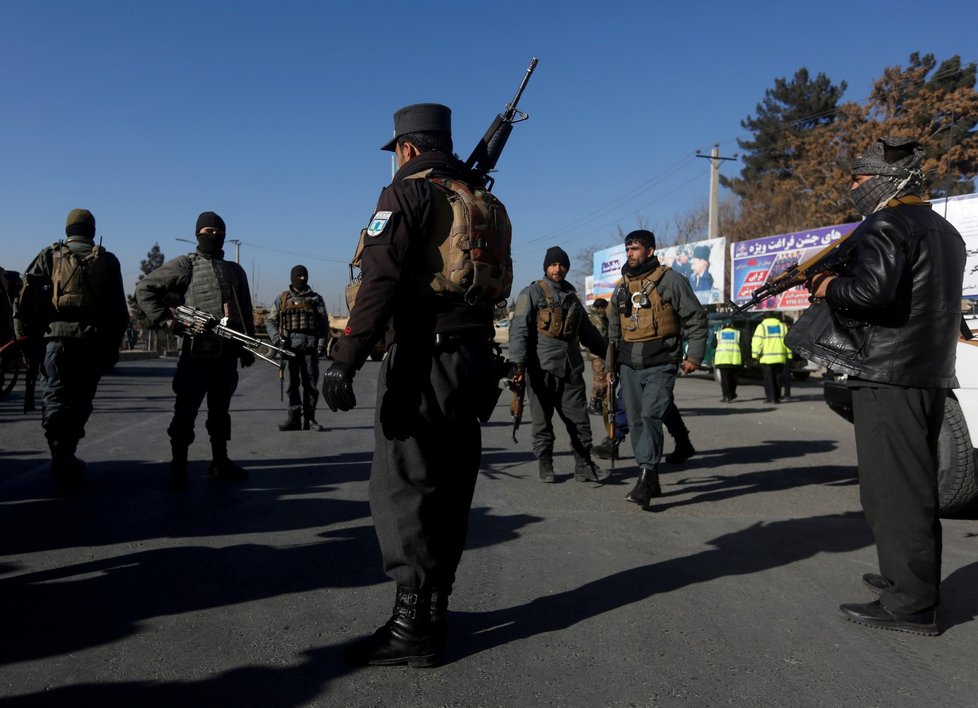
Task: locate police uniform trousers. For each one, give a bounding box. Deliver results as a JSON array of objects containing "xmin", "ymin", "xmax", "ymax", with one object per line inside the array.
[
  {"xmin": 285, "ymin": 347, "xmax": 320, "ymax": 413},
  {"xmin": 620, "ymin": 362, "xmax": 677, "ymax": 469},
  {"xmin": 167, "ymin": 338, "xmax": 239, "ymax": 446},
  {"xmin": 527, "ymin": 368, "xmax": 593, "ymax": 458},
  {"xmin": 369, "ymin": 339, "xmax": 497, "ymax": 592},
  {"xmin": 717, "ymin": 365, "xmax": 739, "ymax": 400},
  {"xmin": 40, "ymin": 338, "xmax": 104, "ymax": 448},
  {"xmin": 760, "ymin": 363, "xmax": 784, "ymax": 402},
  {"xmin": 852, "ymin": 385, "xmax": 944, "ymax": 614}
]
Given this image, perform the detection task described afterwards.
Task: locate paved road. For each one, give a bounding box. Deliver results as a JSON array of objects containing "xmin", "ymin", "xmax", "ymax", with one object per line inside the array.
[{"xmin": 1, "ymin": 358, "xmax": 976, "ymax": 707}]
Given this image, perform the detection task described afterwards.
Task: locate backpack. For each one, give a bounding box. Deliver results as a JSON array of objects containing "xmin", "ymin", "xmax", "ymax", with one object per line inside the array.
[
  {"xmin": 424, "ymin": 176, "xmax": 513, "ymax": 306},
  {"xmin": 51, "ymin": 242, "xmax": 107, "ymax": 312}
]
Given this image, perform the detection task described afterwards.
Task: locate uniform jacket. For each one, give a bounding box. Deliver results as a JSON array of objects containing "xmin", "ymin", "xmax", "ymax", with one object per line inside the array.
[
  {"xmin": 266, "ymin": 285, "xmax": 328, "ymax": 351},
  {"xmin": 786, "ymin": 200, "xmax": 965, "ymax": 387},
  {"xmin": 331, "ymin": 151, "xmax": 494, "ymax": 371},
  {"xmin": 509, "ymin": 278, "xmax": 607, "ymax": 378},
  {"xmin": 607, "ymin": 258, "xmax": 708, "ymax": 370},
  {"xmin": 15, "ymin": 240, "xmax": 128, "ymax": 345},
  {"xmin": 134, "ymin": 250, "xmax": 255, "ymax": 336}
]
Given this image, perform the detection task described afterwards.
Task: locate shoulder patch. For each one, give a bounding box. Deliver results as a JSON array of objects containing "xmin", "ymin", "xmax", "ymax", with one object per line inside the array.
[{"xmin": 366, "ymin": 211, "xmax": 393, "ymax": 237}]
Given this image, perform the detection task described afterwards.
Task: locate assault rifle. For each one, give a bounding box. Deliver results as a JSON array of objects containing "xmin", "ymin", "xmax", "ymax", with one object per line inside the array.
[
  {"xmin": 506, "ymin": 365, "xmax": 527, "ymax": 443},
  {"xmin": 465, "ymin": 57, "xmax": 538, "ymax": 191},
  {"xmin": 730, "ymin": 229, "xmax": 860, "ymax": 313},
  {"xmin": 605, "ymin": 341, "xmax": 619, "ymax": 472},
  {"xmin": 173, "ymin": 305, "xmax": 294, "ymax": 368}
]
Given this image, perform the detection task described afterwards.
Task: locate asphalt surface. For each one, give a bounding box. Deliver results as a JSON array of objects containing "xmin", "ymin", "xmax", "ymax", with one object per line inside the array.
[{"xmin": 1, "ymin": 356, "xmax": 976, "ymax": 707}]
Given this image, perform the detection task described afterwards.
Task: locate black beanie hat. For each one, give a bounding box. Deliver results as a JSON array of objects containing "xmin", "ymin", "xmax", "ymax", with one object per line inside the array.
[
  {"xmin": 543, "ymin": 246, "xmax": 570, "ymax": 271},
  {"xmin": 624, "ymin": 229, "xmax": 655, "ymax": 249},
  {"xmin": 195, "ymin": 211, "xmax": 226, "ymax": 234},
  {"xmin": 65, "ymin": 208, "xmax": 96, "ymax": 240}
]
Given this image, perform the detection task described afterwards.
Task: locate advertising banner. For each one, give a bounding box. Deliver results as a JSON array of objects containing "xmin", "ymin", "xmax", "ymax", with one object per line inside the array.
[
  {"xmin": 729, "ymin": 223, "xmax": 859, "ymax": 311},
  {"xmin": 932, "ymin": 192, "xmax": 978, "ymax": 299},
  {"xmin": 592, "ymin": 237, "xmax": 726, "ymax": 306}
]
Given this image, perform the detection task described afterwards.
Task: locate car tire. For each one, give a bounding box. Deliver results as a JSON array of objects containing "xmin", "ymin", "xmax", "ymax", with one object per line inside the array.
[{"xmin": 938, "ymin": 396, "xmax": 978, "ymax": 517}]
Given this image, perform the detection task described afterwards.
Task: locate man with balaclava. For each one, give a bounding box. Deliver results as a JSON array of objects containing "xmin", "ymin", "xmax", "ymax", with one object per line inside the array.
[
  {"xmin": 787, "ymin": 136, "xmax": 966, "ymax": 635},
  {"xmin": 135, "ymin": 211, "xmax": 256, "ymax": 491},
  {"xmin": 266, "ymin": 265, "xmax": 329, "ymax": 431},
  {"xmin": 13, "ymin": 209, "xmax": 128, "ymax": 490},
  {"xmin": 509, "ymin": 246, "xmax": 608, "ymax": 483},
  {"xmin": 606, "ymin": 229, "xmax": 707, "ymax": 510}
]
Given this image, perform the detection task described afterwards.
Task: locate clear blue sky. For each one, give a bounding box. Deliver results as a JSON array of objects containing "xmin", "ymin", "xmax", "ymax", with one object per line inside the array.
[{"xmin": 2, "ymin": 0, "xmax": 976, "ymax": 312}]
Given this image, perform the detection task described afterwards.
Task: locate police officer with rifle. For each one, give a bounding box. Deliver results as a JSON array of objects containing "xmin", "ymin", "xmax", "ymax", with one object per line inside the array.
[
  {"xmin": 323, "ymin": 59, "xmax": 534, "ymax": 668},
  {"xmin": 136, "ymin": 212, "xmax": 257, "ymax": 491}
]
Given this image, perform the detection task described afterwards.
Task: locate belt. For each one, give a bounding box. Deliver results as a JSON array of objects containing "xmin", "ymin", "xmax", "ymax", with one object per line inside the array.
[{"xmin": 433, "ymin": 331, "xmax": 490, "ymax": 348}]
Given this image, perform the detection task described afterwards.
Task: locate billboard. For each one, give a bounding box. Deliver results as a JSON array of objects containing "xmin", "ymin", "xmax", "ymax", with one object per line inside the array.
[
  {"xmin": 932, "ymin": 192, "xmax": 978, "ymax": 299},
  {"xmin": 592, "ymin": 237, "xmax": 726, "ymax": 306},
  {"xmin": 729, "ymin": 223, "xmax": 860, "ymax": 311}
]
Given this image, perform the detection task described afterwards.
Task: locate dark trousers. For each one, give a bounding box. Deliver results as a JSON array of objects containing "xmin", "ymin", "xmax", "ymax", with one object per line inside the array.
[
  {"xmin": 167, "ymin": 340, "xmax": 239, "ymax": 447},
  {"xmin": 528, "ymin": 368, "xmax": 592, "ymax": 457},
  {"xmin": 369, "ymin": 340, "xmax": 498, "ymax": 592},
  {"xmin": 852, "ymin": 386, "xmax": 945, "ymax": 614},
  {"xmin": 610, "ymin": 386, "xmax": 686, "ymax": 443},
  {"xmin": 620, "ymin": 363, "xmax": 677, "ymax": 468},
  {"xmin": 760, "ymin": 363, "xmax": 783, "ymax": 402},
  {"xmin": 285, "ymin": 348, "xmax": 320, "ymax": 413},
  {"xmin": 717, "ymin": 365, "xmax": 739, "ymax": 400},
  {"xmin": 781, "ymin": 362, "xmax": 792, "ymax": 398},
  {"xmin": 40, "ymin": 339, "xmax": 103, "ymax": 448}
]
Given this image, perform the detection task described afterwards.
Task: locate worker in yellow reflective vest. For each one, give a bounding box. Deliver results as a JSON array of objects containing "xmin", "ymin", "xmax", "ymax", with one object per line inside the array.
[
  {"xmin": 751, "ymin": 314, "xmax": 790, "ymax": 404},
  {"xmin": 713, "ymin": 321, "xmax": 743, "ymax": 402}
]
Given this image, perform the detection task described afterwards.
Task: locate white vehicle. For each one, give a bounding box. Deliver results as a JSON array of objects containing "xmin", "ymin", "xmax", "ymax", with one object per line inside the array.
[
  {"xmin": 824, "ymin": 316, "xmax": 978, "ymax": 516},
  {"xmin": 493, "ymin": 317, "xmax": 512, "ymax": 345}
]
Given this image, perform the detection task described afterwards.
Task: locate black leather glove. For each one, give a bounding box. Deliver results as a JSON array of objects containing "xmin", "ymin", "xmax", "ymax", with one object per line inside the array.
[
  {"xmin": 323, "ymin": 363, "xmax": 356, "ymax": 412},
  {"xmin": 162, "ymin": 318, "xmax": 185, "ymax": 336},
  {"xmin": 316, "ymin": 345, "xmax": 327, "ymax": 360},
  {"xmin": 239, "ymin": 349, "xmax": 255, "ymax": 368}
]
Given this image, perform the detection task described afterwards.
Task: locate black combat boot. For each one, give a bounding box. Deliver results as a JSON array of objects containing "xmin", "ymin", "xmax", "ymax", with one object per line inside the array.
[
  {"xmin": 430, "ymin": 588, "xmax": 450, "ymax": 651},
  {"xmin": 592, "ymin": 437, "xmax": 620, "ymax": 460},
  {"xmin": 664, "ymin": 436, "xmax": 696, "ymax": 464},
  {"xmin": 278, "ymin": 409, "xmax": 301, "ymax": 431},
  {"xmin": 303, "ymin": 408, "xmax": 325, "ymax": 432},
  {"xmin": 209, "ymin": 441, "xmax": 248, "ymax": 481},
  {"xmin": 574, "ymin": 448, "xmax": 611, "ymax": 483},
  {"xmin": 538, "ymin": 450, "xmax": 556, "ymax": 483},
  {"xmin": 345, "ymin": 586, "xmax": 439, "ymax": 668},
  {"xmin": 50, "ymin": 440, "xmax": 85, "ymax": 489},
  {"xmin": 169, "ymin": 442, "xmax": 189, "ymax": 492},
  {"xmin": 625, "ymin": 467, "xmax": 661, "ymax": 508}
]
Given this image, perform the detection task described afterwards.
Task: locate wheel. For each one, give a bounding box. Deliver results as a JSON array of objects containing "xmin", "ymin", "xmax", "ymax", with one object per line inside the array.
[{"xmin": 937, "ymin": 396, "xmax": 978, "ymax": 517}]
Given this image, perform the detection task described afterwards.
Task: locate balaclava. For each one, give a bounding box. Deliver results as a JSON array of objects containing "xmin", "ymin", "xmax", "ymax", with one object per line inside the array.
[
  {"xmin": 290, "ymin": 265, "xmax": 309, "ymax": 291},
  {"xmin": 195, "ymin": 211, "xmax": 226, "ymax": 255},
  {"xmin": 65, "ymin": 209, "xmax": 96, "ymax": 242}
]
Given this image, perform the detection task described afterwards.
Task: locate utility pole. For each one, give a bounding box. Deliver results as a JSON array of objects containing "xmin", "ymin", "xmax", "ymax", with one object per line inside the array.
[{"xmin": 696, "ymin": 144, "xmax": 737, "ymax": 239}]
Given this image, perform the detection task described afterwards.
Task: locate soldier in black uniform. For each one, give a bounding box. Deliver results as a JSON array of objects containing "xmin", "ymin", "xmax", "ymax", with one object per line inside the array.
[
  {"xmin": 266, "ymin": 265, "xmax": 329, "ymax": 431},
  {"xmin": 13, "ymin": 209, "xmax": 128, "ymax": 488},
  {"xmin": 135, "ymin": 212, "xmax": 255, "ymax": 491},
  {"xmin": 323, "ymin": 103, "xmax": 504, "ymax": 667}
]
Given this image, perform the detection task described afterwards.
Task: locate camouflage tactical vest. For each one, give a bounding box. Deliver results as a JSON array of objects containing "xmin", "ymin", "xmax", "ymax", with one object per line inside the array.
[
  {"xmin": 279, "ymin": 290, "xmax": 319, "ymax": 334},
  {"xmin": 618, "ymin": 265, "xmax": 680, "ymax": 343},
  {"xmin": 535, "ymin": 279, "xmax": 582, "ymax": 341}
]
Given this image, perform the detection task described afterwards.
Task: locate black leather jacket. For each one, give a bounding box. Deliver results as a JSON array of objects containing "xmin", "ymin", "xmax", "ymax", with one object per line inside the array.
[{"xmin": 786, "ymin": 199, "xmax": 965, "ymax": 388}]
